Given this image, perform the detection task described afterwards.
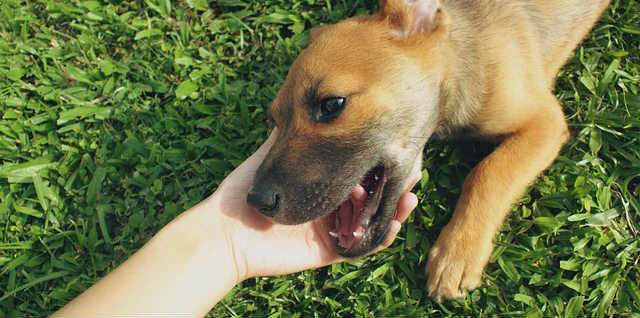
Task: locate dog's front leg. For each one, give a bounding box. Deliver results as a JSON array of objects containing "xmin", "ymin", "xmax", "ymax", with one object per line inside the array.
[{"xmin": 426, "ymin": 94, "xmax": 570, "ymax": 300}]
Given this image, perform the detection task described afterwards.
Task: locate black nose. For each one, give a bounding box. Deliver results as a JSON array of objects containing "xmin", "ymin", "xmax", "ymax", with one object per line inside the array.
[{"xmin": 247, "ymin": 187, "xmax": 280, "ymax": 217}]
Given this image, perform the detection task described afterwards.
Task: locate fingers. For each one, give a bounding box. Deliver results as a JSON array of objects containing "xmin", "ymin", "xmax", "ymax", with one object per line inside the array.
[
  {"xmin": 380, "ymin": 220, "xmax": 402, "ymax": 248},
  {"xmin": 407, "ymin": 155, "xmax": 423, "ymax": 192},
  {"xmin": 395, "ymin": 192, "xmax": 418, "ymax": 223},
  {"xmin": 380, "ymin": 155, "xmax": 423, "ymax": 248},
  {"xmin": 378, "ymin": 183, "xmax": 419, "ymax": 250},
  {"xmin": 395, "ymin": 154, "xmax": 422, "ymax": 222}
]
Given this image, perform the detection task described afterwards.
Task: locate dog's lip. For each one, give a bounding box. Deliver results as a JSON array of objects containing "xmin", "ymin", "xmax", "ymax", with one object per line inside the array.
[{"xmin": 328, "ymin": 164, "xmax": 387, "ymax": 253}]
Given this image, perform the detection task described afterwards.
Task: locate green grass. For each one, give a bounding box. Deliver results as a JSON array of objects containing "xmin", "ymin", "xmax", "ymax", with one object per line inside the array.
[{"xmin": 0, "ymin": 0, "xmax": 639, "ymax": 316}]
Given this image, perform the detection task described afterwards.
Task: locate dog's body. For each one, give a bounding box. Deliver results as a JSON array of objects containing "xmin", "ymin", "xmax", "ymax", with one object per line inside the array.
[{"xmin": 247, "ymin": 0, "xmax": 611, "ymax": 299}]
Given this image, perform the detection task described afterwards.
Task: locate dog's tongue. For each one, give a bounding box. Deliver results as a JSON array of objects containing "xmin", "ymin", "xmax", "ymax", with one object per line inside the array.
[{"xmin": 333, "ymin": 184, "xmax": 368, "ymax": 249}]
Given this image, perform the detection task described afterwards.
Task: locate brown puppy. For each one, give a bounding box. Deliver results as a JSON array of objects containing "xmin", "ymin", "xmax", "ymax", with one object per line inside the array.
[{"xmin": 247, "ymin": 0, "xmax": 611, "ymax": 300}]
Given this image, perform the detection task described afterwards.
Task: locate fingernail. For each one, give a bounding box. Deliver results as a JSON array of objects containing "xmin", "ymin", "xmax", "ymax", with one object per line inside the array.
[
  {"xmin": 391, "ymin": 220, "xmax": 401, "ymax": 234},
  {"xmin": 408, "ymin": 193, "xmax": 418, "ymax": 208}
]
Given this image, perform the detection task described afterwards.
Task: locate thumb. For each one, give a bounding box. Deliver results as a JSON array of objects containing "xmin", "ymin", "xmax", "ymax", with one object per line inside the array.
[
  {"xmin": 235, "ymin": 128, "xmax": 279, "ymax": 173},
  {"xmin": 252, "ymin": 128, "xmax": 279, "ymax": 160},
  {"xmin": 218, "ymin": 128, "xmax": 280, "ymax": 195}
]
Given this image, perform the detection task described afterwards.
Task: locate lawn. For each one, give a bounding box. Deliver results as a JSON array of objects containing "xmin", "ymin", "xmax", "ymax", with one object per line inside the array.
[{"xmin": 0, "ymin": 0, "xmax": 639, "ymax": 316}]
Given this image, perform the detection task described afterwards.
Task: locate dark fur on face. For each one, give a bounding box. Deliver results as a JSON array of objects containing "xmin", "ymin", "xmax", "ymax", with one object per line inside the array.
[
  {"xmin": 255, "ymin": 128, "xmax": 379, "ymax": 225},
  {"xmin": 251, "ymin": 126, "xmax": 420, "ymax": 256}
]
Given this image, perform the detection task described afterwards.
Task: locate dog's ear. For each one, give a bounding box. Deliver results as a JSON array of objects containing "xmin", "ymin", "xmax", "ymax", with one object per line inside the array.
[{"xmin": 379, "ymin": 0, "xmax": 444, "ymax": 37}]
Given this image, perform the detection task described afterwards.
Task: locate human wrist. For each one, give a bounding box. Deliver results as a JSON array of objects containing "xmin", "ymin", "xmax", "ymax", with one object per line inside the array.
[
  {"xmin": 206, "ymin": 192, "xmax": 251, "ymax": 283},
  {"xmin": 156, "ymin": 193, "xmax": 245, "ymax": 292}
]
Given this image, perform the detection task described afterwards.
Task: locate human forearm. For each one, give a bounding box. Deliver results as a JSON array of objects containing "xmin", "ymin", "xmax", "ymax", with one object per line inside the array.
[
  {"xmin": 53, "ymin": 196, "xmax": 239, "ymax": 317},
  {"xmin": 52, "ymin": 127, "xmax": 420, "ymax": 317}
]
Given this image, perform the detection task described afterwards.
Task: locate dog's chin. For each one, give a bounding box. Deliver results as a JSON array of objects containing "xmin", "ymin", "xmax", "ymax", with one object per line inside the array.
[{"xmin": 326, "ymin": 164, "xmax": 398, "ymax": 257}]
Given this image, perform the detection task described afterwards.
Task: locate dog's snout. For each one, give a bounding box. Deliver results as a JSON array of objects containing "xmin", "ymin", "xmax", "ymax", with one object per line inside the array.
[{"xmin": 247, "ymin": 187, "xmax": 280, "ymax": 217}]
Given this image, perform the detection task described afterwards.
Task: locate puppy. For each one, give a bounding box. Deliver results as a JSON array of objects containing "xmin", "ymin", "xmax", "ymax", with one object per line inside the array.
[{"xmin": 247, "ymin": 0, "xmax": 611, "ymax": 299}]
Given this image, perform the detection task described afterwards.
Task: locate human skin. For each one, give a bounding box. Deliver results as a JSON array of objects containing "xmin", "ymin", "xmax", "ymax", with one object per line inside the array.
[{"xmin": 53, "ymin": 129, "xmax": 421, "ymax": 317}]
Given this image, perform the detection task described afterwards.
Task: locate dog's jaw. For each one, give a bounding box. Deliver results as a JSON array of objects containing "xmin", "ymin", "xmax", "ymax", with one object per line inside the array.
[
  {"xmin": 327, "ymin": 157, "xmax": 419, "ymax": 257},
  {"xmin": 328, "ymin": 164, "xmax": 388, "ymax": 254}
]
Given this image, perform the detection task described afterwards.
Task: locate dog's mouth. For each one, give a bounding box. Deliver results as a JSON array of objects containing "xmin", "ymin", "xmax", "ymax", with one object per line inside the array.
[{"xmin": 328, "ymin": 164, "xmax": 387, "ymax": 254}]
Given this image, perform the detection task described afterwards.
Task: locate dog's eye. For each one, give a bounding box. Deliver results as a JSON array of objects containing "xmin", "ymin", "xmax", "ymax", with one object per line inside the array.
[{"xmin": 318, "ymin": 96, "xmax": 347, "ymax": 122}]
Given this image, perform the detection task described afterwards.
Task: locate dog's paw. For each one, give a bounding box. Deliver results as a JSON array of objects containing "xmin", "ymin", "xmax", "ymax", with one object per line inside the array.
[{"xmin": 426, "ymin": 226, "xmax": 492, "ymax": 301}]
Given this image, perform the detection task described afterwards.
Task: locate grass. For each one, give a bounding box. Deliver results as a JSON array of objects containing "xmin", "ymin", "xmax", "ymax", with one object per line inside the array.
[{"xmin": 0, "ymin": 0, "xmax": 638, "ymax": 316}]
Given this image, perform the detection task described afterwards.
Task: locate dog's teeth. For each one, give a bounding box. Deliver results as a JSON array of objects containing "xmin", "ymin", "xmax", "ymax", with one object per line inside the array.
[
  {"xmin": 329, "ymin": 231, "xmax": 339, "ymax": 238},
  {"xmin": 353, "ymin": 231, "xmax": 362, "ymax": 238}
]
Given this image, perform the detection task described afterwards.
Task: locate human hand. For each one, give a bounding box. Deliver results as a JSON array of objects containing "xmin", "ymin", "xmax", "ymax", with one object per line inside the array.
[{"xmin": 214, "ymin": 128, "xmax": 422, "ymax": 281}]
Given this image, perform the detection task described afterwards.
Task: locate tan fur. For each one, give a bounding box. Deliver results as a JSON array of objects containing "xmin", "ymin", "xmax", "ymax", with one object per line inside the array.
[
  {"xmin": 420, "ymin": 0, "xmax": 609, "ymax": 299},
  {"xmin": 264, "ymin": 0, "xmax": 611, "ymax": 299}
]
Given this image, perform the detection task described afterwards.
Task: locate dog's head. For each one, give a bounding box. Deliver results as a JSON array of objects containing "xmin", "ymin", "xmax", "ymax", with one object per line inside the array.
[{"xmin": 247, "ymin": 0, "xmax": 448, "ymax": 257}]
